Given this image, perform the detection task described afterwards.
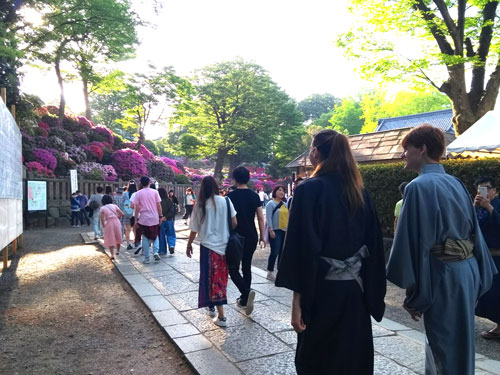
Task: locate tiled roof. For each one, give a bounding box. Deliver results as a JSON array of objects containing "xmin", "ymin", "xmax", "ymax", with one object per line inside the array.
[
  {"xmin": 376, "ymin": 109, "xmax": 454, "ymax": 134},
  {"xmin": 286, "ymin": 127, "xmax": 456, "ymax": 168}
]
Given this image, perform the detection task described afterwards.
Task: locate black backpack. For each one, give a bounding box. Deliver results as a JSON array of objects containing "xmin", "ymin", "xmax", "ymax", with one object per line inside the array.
[{"xmin": 224, "ymin": 197, "xmax": 245, "ymax": 268}]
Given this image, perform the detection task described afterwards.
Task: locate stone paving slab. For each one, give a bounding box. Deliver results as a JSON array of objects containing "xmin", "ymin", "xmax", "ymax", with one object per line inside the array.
[{"xmin": 97, "ymin": 237, "xmax": 500, "ymax": 375}]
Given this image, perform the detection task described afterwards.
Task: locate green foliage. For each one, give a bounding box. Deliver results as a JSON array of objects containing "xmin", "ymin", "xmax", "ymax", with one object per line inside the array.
[
  {"xmin": 329, "ymin": 98, "xmax": 364, "ymax": 135},
  {"xmin": 359, "ymin": 158, "xmax": 500, "ymax": 236},
  {"xmin": 174, "ymin": 58, "xmax": 303, "ymax": 178},
  {"xmin": 174, "ymin": 173, "xmax": 191, "ymax": 184},
  {"xmin": 360, "ymin": 89, "xmax": 451, "ymax": 133},
  {"xmin": 311, "ymin": 110, "xmax": 334, "ymax": 128},
  {"xmin": 142, "ymin": 140, "xmax": 159, "ymax": 155},
  {"xmin": 298, "ymin": 93, "xmax": 340, "ymax": 121}
]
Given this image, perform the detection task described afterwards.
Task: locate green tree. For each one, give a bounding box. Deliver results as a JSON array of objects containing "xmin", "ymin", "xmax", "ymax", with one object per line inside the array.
[
  {"xmin": 116, "ymin": 66, "xmax": 184, "ymax": 147},
  {"xmin": 174, "ymin": 59, "xmax": 300, "ymax": 180},
  {"xmin": 360, "ymin": 88, "xmax": 451, "ymax": 132},
  {"xmin": 298, "ymin": 93, "xmax": 340, "ymax": 121},
  {"xmin": 338, "ymin": 0, "xmax": 500, "ymax": 135},
  {"xmin": 311, "ymin": 110, "xmax": 334, "ymax": 128},
  {"xmin": 24, "ymin": 0, "xmax": 138, "ymax": 125},
  {"xmin": 329, "ymin": 98, "xmax": 364, "ymax": 135}
]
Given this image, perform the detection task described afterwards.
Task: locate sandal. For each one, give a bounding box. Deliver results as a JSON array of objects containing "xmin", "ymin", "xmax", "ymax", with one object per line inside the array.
[{"xmin": 480, "ymin": 330, "xmax": 500, "ymax": 340}]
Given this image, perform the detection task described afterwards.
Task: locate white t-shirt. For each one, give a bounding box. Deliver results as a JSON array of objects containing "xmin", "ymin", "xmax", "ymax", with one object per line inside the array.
[
  {"xmin": 189, "ymin": 195, "xmax": 236, "ymax": 255},
  {"xmin": 258, "ymin": 191, "xmax": 266, "ymax": 201}
]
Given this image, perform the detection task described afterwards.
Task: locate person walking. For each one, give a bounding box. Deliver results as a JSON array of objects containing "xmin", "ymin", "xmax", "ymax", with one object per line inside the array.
[
  {"xmin": 183, "ymin": 187, "xmax": 196, "ymax": 225},
  {"xmin": 100, "ymin": 194, "xmax": 124, "ymax": 260},
  {"xmin": 88, "ymin": 186, "xmax": 104, "ymax": 240},
  {"xmin": 474, "ymin": 176, "xmax": 500, "ymax": 340},
  {"xmin": 168, "ymin": 190, "xmax": 181, "ymax": 217},
  {"xmin": 132, "ymin": 176, "xmax": 162, "ymax": 264},
  {"xmin": 76, "ymin": 190, "xmax": 90, "ymax": 226},
  {"xmin": 186, "ymin": 176, "xmax": 236, "ymax": 327},
  {"xmin": 393, "ymin": 182, "xmax": 408, "ymax": 232},
  {"xmin": 265, "ymin": 185, "xmax": 288, "ymax": 280},
  {"xmin": 387, "ymin": 125, "xmax": 496, "ymax": 375},
  {"xmin": 113, "ymin": 187, "xmax": 126, "ymax": 239},
  {"xmin": 124, "ymin": 180, "xmax": 137, "ymax": 250},
  {"xmin": 158, "ymin": 188, "xmax": 176, "ymax": 256},
  {"xmin": 70, "ymin": 192, "xmax": 81, "ymax": 228},
  {"xmin": 275, "ymin": 129, "xmax": 386, "ymax": 375},
  {"xmin": 227, "ymin": 166, "xmax": 266, "ymax": 315}
]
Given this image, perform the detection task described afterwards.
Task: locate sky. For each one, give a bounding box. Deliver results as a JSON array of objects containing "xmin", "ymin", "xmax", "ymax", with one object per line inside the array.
[{"xmin": 20, "ymin": 0, "xmax": 367, "ymax": 137}]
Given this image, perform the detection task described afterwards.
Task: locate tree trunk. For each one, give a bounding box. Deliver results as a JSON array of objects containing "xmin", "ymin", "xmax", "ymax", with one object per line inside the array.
[
  {"xmin": 214, "ymin": 147, "xmax": 229, "ymax": 181},
  {"xmin": 55, "ymin": 40, "xmax": 69, "ymax": 128},
  {"xmin": 228, "ymin": 153, "xmax": 241, "ymax": 176},
  {"xmin": 82, "ymin": 77, "xmax": 92, "ymax": 120},
  {"xmin": 55, "ymin": 56, "xmax": 65, "ymax": 128}
]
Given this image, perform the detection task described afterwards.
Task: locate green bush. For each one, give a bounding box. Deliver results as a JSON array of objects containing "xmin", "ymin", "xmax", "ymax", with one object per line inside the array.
[
  {"xmin": 174, "ymin": 173, "xmax": 190, "ymax": 184},
  {"xmin": 359, "ymin": 158, "xmax": 500, "ymax": 236}
]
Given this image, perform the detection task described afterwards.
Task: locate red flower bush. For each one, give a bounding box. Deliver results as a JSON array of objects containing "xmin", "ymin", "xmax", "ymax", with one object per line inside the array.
[
  {"xmin": 147, "ymin": 158, "xmax": 174, "ymax": 182},
  {"xmin": 112, "ymin": 148, "xmax": 147, "ymax": 180},
  {"xmin": 83, "ymin": 144, "xmax": 104, "ymax": 161}
]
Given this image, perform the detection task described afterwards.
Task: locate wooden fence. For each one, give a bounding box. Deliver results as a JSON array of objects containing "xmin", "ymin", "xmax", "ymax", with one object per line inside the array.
[{"xmin": 24, "ymin": 176, "xmax": 198, "ymax": 206}]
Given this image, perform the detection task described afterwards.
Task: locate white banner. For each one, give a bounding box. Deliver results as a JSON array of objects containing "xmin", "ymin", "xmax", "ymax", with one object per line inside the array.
[{"xmin": 70, "ymin": 169, "xmax": 78, "ymax": 193}]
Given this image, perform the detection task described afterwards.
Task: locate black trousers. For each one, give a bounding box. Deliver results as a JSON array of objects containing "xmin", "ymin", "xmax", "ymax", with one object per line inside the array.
[
  {"xmin": 183, "ymin": 204, "xmax": 193, "ymax": 220},
  {"xmin": 228, "ymin": 235, "xmax": 258, "ymax": 304},
  {"xmin": 79, "ymin": 209, "xmax": 90, "ymax": 225},
  {"xmin": 295, "ymin": 279, "xmax": 373, "ymax": 375}
]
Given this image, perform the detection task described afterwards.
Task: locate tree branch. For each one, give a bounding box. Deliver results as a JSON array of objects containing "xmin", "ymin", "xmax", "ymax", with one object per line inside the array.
[
  {"xmin": 433, "ymin": 0, "xmax": 462, "ymax": 55},
  {"xmin": 478, "ymin": 62, "xmax": 500, "ymax": 115},
  {"xmin": 414, "ymin": 0, "xmax": 454, "ymax": 56}
]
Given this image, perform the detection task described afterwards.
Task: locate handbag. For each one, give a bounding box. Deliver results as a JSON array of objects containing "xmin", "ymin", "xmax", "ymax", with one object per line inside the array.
[{"xmin": 224, "ymin": 197, "xmax": 245, "ymax": 268}]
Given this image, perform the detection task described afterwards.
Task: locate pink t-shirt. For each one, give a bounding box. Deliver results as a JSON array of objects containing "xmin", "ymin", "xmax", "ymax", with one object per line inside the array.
[{"xmin": 133, "ymin": 188, "xmax": 161, "ymax": 226}]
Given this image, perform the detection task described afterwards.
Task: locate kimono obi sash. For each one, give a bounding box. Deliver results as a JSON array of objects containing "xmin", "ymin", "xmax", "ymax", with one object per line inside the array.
[
  {"xmin": 320, "ymin": 245, "xmax": 370, "ymax": 292},
  {"xmin": 431, "ymin": 238, "xmax": 474, "ymax": 262}
]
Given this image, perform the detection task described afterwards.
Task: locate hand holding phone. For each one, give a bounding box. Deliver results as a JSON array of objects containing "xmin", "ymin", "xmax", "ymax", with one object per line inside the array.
[{"xmin": 479, "ymin": 186, "xmax": 488, "ymax": 198}]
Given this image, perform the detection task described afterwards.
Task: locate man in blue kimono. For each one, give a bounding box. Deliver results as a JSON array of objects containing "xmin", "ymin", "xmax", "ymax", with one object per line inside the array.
[{"xmin": 387, "ymin": 124, "xmax": 497, "ymax": 375}]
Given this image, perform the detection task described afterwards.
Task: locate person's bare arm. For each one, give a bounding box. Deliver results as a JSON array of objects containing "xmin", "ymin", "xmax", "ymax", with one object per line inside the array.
[
  {"xmin": 256, "ymin": 207, "xmax": 266, "ymax": 247},
  {"xmin": 231, "ymin": 216, "xmax": 237, "ymax": 229},
  {"xmin": 133, "ymin": 202, "xmax": 141, "ymax": 228},
  {"xmin": 186, "ymin": 231, "xmax": 197, "ymax": 258}
]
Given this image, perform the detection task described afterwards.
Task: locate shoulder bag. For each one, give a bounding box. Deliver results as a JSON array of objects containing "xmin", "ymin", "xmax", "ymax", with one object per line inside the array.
[{"xmin": 225, "ymin": 197, "xmax": 245, "ymax": 268}]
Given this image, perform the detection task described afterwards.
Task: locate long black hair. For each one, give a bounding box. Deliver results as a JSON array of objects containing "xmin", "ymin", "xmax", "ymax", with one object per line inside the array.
[
  {"xmin": 197, "ymin": 176, "xmax": 219, "ymax": 223},
  {"xmin": 158, "ymin": 187, "xmax": 168, "ymax": 200}
]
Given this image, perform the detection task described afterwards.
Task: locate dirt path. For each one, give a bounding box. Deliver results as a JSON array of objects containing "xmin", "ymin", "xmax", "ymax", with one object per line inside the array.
[{"xmin": 0, "ymin": 228, "xmax": 194, "ymax": 375}]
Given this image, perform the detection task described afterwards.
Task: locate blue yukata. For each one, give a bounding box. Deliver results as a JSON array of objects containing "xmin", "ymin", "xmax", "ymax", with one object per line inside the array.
[{"xmin": 387, "ymin": 164, "xmax": 497, "ymax": 375}]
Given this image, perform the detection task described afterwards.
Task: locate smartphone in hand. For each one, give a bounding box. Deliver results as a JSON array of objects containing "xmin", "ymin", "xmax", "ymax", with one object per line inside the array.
[{"xmin": 479, "ymin": 186, "xmax": 488, "ymax": 198}]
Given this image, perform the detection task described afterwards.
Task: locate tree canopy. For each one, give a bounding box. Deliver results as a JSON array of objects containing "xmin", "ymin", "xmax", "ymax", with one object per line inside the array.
[
  {"xmin": 297, "ymin": 93, "xmax": 340, "ymax": 121},
  {"xmin": 173, "ymin": 59, "xmax": 305, "ymax": 180},
  {"xmin": 338, "ymin": 0, "xmax": 500, "ymax": 134}
]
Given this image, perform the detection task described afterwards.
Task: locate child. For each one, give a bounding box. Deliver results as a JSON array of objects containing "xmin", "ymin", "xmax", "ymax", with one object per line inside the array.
[
  {"xmin": 70, "ymin": 192, "xmax": 81, "ymax": 228},
  {"xmin": 100, "ymin": 194, "xmax": 124, "ymax": 260}
]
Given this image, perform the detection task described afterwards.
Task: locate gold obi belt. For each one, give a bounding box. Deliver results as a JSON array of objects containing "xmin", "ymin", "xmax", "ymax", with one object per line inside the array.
[{"xmin": 431, "ymin": 238, "xmax": 474, "ymax": 262}]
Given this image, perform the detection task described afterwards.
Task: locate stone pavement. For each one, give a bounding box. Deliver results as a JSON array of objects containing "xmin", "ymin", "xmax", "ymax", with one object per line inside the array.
[{"xmin": 95, "ymin": 235, "xmax": 500, "ymax": 375}]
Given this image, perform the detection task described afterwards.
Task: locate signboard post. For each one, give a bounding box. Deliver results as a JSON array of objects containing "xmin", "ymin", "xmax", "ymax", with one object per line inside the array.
[
  {"xmin": 27, "ymin": 180, "xmax": 48, "ymax": 228},
  {"xmin": 70, "ymin": 169, "xmax": 78, "ymax": 193}
]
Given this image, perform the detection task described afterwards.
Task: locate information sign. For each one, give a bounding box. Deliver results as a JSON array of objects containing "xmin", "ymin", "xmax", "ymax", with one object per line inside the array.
[{"xmin": 27, "ymin": 180, "xmax": 47, "ymax": 211}]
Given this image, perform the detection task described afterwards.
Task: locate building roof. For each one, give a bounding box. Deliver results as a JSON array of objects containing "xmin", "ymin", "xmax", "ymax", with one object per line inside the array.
[
  {"xmin": 376, "ymin": 109, "xmax": 454, "ymax": 134},
  {"xmin": 286, "ymin": 127, "xmax": 456, "ymax": 168}
]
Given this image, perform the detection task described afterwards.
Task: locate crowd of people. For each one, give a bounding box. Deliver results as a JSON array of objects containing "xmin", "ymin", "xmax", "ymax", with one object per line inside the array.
[{"xmin": 71, "ymin": 124, "xmax": 500, "ymax": 375}]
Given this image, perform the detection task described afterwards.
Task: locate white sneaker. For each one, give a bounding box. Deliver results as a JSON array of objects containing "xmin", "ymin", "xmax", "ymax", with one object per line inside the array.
[
  {"xmin": 207, "ymin": 307, "xmax": 216, "ymax": 317},
  {"xmin": 213, "ymin": 316, "xmax": 227, "ymax": 327},
  {"xmin": 153, "ymin": 253, "xmax": 160, "ymax": 262},
  {"xmin": 266, "ymin": 271, "xmax": 275, "ymax": 281},
  {"xmin": 245, "ymin": 290, "xmax": 256, "ymax": 315}
]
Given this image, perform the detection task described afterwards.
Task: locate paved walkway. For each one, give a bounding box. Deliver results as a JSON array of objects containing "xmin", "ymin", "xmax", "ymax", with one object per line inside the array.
[{"xmin": 95, "ymin": 235, "xmax": 500, "ymax": 375}]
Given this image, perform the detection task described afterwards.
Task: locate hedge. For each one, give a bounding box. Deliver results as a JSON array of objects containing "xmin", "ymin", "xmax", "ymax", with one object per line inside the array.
[{"xmin": 359, "ymin": 158, "xmax": 500, "ymax": 237}]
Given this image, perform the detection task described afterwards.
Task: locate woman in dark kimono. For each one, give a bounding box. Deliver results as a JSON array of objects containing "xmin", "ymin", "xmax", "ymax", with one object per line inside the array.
[{"xmin": 275, "ymin": 129, "xmax": 386, "ymax": 375}]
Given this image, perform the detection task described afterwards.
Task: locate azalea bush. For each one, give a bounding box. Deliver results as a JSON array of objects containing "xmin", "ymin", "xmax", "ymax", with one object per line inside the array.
[
  {"xmin": 83, "ymin": 144, "xmax": 104, "ymax": 161},
  {"xmin": 26, "ymin": 161, "xmax": 55, "ymax": 178},
  {"xmin": 37, "ymin": 121, "xmax": 49, "ymax": 130},
  {"xmin": 32, "ymin": 148, "xmax": 57, "ymax": 171},
  {"xmin": 67, "ymin": 145, "xmax": 87, "ymax": 164},
  {"xmin": 93, "ymin": 126, "xmax": 114, "ymax": 144},
  {"xmin": 73, "ymin": 132, "xmax": 89, "ymax": 146},
  {"xmin": 147, "ymin": 158, "xmax": 174, "ymax": 183},
  {"xmin": 47, "ymin": 136, "xmax": 66, "ymax": 151},
  {"xmin": 34, "ymin": 127, "xmax": 48, "ymax": 138},
  {"xmin": 48, "ymin": 128, "xmax": 73, "ymax": 145},
  {"xmin": 112, "ymin": 148, "xmax": 147, "ymax": 180},
  {"xmin": 102, "ymin": 165, "xmax": 118, "ymax": 181}
]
